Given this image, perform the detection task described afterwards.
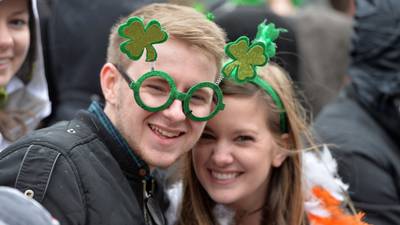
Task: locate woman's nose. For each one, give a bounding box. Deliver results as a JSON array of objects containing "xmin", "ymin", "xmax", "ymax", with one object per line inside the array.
[
  {"xmin": 0, "ymin": 23, "xmax": 13, "ymax": 51},
  {"xmin": 210, "ymin": 142, "xmax": 234, "ymax": 167}
]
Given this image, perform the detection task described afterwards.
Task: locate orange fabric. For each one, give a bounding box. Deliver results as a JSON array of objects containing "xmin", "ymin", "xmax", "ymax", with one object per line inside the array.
[{"xmin": 307, "ymin": 186, "xmax": 370, "ymax": 225}]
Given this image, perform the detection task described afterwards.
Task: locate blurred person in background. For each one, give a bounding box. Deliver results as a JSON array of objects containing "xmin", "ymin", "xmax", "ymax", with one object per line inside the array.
[
  {"xmin": 40, "ymin": 0, "xmax": 164, "ymax": 125},
  {"xmin": 314, "ymin": 0, "xmax": 400, "ymax": 224},
  {"xmin": 0, "ymin": 186, "xmax": 59, "ymax": 225},
  {"xmin": 268, "ymin": 0, "xmax": 353, "ymax": 117},
  {"xmin": 0, "ymin": 0, "xmax": 50, "ymax": 151},
  {"xmin": 328, "ymin": 0, "xmax": 355, "ymax": 16}
]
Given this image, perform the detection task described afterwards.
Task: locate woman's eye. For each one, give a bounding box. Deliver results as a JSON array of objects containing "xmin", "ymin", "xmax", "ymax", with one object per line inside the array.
[
  {"xmin": 235, "ymin": 135, "xmax": 254, "ymax": 142},
  {"xmin": 200, "ymin": 133, "xmax": 215, "ymax": 140},
  {"xmin": 9, "ymin": 19, "xmax": 28, "ymax": 28}
]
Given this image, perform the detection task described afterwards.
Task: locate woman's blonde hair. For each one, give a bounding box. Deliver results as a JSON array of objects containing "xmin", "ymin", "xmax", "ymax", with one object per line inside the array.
[
  {"xmin": 179, "ymin": 63, "xmax": 316, "ymax": 225},
  {"xmin": 106, "ymin": 3, "xmax": 226, "ymax": 74}
]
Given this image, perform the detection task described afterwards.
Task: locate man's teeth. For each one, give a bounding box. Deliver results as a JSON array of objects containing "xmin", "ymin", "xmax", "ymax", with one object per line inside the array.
[
  {"xmin": 211, "ymin": 171, "xmax": 238, "ymax": 180},
  {"xmin": 150, "ymin": 125, "xmax": 180, "ymax": 138}
]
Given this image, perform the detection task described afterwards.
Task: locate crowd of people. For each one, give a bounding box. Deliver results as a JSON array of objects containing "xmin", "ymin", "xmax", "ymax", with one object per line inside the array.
[{"xmin": 0, "ymin": 0, "xmax": 399, "ymax": 225}]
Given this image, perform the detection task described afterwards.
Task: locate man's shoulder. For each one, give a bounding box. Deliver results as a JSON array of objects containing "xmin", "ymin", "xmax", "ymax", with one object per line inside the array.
[{"xmin": 3, "ymin": 116, "xmax": 99, "ymax": 156}]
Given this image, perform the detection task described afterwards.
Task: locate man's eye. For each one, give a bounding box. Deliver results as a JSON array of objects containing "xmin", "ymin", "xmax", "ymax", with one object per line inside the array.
[
  {"xmin": 144, "ymin": 84, "xmax": 169, "ymax": 94},
  {"xmin": 190, "ymin": 94, "xmax": 209, "ymax": 105}
]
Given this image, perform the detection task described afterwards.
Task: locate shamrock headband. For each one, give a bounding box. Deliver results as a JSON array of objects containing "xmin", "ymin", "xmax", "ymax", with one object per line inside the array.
[{"xmin": 221, "ymin": 21, "xmax": 288, "ymax": 133}]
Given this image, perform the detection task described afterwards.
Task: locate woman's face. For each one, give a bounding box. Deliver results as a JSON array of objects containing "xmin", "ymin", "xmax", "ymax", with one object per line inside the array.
[
  {"xmin": 192, "ymin": 95, "xmax": 287, "ymax": 211},
  {"xmin": 0, "ymin": 0, "xmax": 30, "ymax": 87}
]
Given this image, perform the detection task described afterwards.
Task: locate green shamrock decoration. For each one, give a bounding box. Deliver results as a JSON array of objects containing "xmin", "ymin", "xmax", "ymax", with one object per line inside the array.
[
  {"xmin": 193, "ymin": 2, "xmax": 215, "ymax": 21},
  {"xmin": 222, "ymin": 36, "xmax": 267, "ymax": 83},
  {"xmin": 118, "ymin": 17, "xmax": 168, "ymax": 62},
  {"xmin": 221, "ymin": 21, "xmax": 288, "ymax": 133},
  {"xmin": 253, "ymin": 22, "xmax": 287, "ymax": 59}
]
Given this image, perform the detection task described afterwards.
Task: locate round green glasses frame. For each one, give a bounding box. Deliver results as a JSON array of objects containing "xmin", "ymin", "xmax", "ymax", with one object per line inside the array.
[{"xmin": 115, "ymin": 65, "xmax": 225, "ymax": 122}]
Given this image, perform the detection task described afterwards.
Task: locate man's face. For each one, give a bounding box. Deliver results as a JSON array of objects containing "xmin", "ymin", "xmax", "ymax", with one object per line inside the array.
[{"xmin": 107, "ymin": 39, "xmax": 218, "ymax": 169}]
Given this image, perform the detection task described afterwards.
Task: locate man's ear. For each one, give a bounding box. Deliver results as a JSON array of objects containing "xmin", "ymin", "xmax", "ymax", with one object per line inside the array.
[
  {"xmin": 100, "ymin": 63, "xmax": 120, "ymax": 106},
  {"xmin": 272, "ymin": 133, "xmax": 290, "ymax": 167}
]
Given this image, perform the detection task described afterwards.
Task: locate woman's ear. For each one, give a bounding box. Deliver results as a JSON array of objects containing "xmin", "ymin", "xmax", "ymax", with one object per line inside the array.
[
  {"xmin": 100, "ymin": 63, "xmax": 120, "ymax": 106},
  {"xmin": 272, "ymin": 133, "xmax": 289, "ymax": 167}
]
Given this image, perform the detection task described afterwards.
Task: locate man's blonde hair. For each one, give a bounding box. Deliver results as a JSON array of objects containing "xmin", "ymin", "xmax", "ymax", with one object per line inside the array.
[{"xmin": 107, "ymin": 3, "xmax": 226, "ymax": 72}]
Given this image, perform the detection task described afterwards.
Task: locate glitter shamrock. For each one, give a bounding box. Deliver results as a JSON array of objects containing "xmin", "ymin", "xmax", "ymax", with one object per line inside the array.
[
  {"xmin": 221, "ymin": 36, "xmax": 267, "ymax": 83},
  {"xmin": 118, "ymin": 17, "xmax": 168, "ymax": 62}
]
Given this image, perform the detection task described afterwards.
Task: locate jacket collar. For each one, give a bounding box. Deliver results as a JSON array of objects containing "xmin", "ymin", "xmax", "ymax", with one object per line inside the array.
[{"xmin": 81, "ymin": 101, "xmax": 152, "ymax": 180}]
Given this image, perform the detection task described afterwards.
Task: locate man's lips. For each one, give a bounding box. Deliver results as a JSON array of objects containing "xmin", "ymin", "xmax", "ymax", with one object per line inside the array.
[{"xmin": 149, "ymin": 123, "xmax": 184, "ymax": 138}]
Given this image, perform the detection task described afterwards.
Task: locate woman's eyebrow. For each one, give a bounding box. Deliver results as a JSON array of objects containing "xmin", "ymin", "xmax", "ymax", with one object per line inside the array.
[{"xmin": 10, "ymin": 10, "xmax": 29, "ymax": 16}]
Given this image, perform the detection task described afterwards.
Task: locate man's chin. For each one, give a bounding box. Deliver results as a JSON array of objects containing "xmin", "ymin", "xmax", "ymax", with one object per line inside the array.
[{"xmin": 145, "ymin": 153, "xmax": 179, "ymax": 170}]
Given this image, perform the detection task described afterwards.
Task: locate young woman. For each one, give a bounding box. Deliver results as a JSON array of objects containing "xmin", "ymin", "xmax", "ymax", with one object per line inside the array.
[
  {"xmin": 166, "ymin": 22, "xmax": 368, "ymax": 225},
  {"xmin": 0, "ymin": 0, "xmax": 50, "ymax": 150}
]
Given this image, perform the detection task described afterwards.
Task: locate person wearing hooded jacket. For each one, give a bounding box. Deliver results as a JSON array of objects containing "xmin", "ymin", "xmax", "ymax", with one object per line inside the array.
[
  {"xmin": 41, "ymin": 0, "xmax": 164, "ymax": 125},
  {"xmin": 0, "ymin": 0, "xmax": 51, "ymax": 151},
  {"xmin": 314, "ymin": 0, "xmax": 400, "ymax": 224},
  {"xmin": 0, "ymin": 186, "xmax": 59, "ymax": 225}
]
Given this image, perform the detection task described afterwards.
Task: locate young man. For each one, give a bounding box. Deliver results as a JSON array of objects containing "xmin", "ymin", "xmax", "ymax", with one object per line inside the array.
[{"xmin": 0, "ymin": 3, "xmax": 226, "ymax": 225}]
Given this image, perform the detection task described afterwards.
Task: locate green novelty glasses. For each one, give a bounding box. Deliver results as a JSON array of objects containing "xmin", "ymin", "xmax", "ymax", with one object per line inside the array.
[{"xmin": 115, "ymin": 65, "xmax": 225, "ymax": 122}]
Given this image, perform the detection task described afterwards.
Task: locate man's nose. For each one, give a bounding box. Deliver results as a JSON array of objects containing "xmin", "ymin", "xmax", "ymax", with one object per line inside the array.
[{"xmin": 161, "ymin": 99, "xmax": 186, "ymax": 122}]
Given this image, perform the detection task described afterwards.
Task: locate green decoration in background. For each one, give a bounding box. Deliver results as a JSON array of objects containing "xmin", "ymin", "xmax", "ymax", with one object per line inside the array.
[
  {"xmin": 118, "ymin": 17, "xmax": 168, "ymax": 62},
  {"xmin": 193, "ymin": 2, "xmax": 215, "ymax": 21},
  {"xmin": 193, "ymin": 2, "xmax": 206, "ymax": 13},
  {"xmin": 0, "ymin": 87, "xmax": 7, "ymax": 108},
  {"xmin": 206, "ymin": 12, "xmax": 215, "ymax": 21},
  {"xmin": 291, "ymin": 0, "xmax": 304, "ymax": 7},
  {"xmin": 264, "ymin": 0, "xmax": 304, "ymax": 7},
  {"xmin": 229, "ymin": 0, "xmax": 265, "ymax": 6}
]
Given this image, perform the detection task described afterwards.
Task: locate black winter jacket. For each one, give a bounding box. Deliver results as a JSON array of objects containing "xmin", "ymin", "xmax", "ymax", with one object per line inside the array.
[
  {"xmin": 314, "ymin": 86, "xmax": 400, "ymax": 225},
  {"xmin": 314, "ymin": 1, "xmax": 400, "ymax": 224},
  {"xmin": 0, "ymin": 110, "xmax": 168, "ymax": 225}
]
